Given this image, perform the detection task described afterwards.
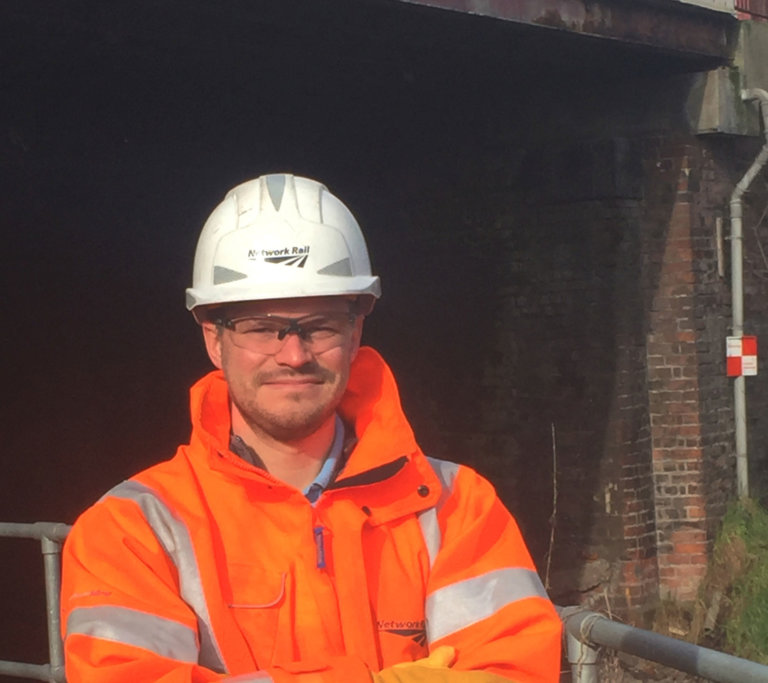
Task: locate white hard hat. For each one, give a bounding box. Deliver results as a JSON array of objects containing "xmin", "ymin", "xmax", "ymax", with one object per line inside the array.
[{"xmin": 186, "ymin": 174, "xmax": 381, "ymax": 321}]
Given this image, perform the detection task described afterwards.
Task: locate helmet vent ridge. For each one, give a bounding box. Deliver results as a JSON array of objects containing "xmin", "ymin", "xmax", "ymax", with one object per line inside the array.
[
  {"xmin": 318, "ymin": 258, "xmax": 352, "ymax": 277},
  {"xmin": 265, "ymin": 174, "xmax": 286, "ymax": 211},
  {"xmin": 213, "ymin": 266, "xmax": 248, "ymax": 285}
]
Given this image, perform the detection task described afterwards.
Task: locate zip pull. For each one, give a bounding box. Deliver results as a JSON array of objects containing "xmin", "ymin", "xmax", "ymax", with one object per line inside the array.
[{"xmin": 313, "ymin": 526, "xmax": 326, "ymax": 569}]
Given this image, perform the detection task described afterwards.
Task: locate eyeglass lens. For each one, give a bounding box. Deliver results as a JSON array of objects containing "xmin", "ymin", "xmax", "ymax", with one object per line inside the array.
[{"xmin": 221, "ymin": 312, "xmax": 354, "ymax": 354}]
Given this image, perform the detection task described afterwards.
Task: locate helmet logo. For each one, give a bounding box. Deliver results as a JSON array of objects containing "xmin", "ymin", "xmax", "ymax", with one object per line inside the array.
[{"xmin": 248, "ymin": 245, "xmax": 310, "ymax": 268}]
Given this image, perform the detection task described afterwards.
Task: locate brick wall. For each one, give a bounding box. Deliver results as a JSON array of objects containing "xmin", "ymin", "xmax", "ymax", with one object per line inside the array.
[
  {"xmin": 373, "ymin": 120, "xmax": 762, "ymax": 617},
  {"xmin": 641, "ymin": 134, "xmax": 767, "ymax": 602},
  {"xmin": 375, "ymin": 140, "xmax": 662, "ymax": 615},
  {"xmin": 643, "ymin": 142, "xmax": 713, "ymax": 601}
]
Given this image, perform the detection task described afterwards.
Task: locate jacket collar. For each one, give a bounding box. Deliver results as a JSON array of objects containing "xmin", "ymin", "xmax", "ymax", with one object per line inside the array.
[{"xmin": 187, "ymin": 347, "xmax": 443, "ymax": 519}]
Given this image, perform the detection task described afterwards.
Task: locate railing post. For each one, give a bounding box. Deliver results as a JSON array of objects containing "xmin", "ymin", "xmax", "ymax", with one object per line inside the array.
[
  {"xmin": 566, "ymin": 628, "xmax": 600, "ymax": 683},
  {"xmin": 0, "ymin": 522, "xmax": 71, "ymax": 682},
  {"xmin": 561, "ymin": 606, "xmax": 600, "ymax": 682},
  {"xmin": 41, "ymin": 535, "xmax": 66, "ymax": 682}
]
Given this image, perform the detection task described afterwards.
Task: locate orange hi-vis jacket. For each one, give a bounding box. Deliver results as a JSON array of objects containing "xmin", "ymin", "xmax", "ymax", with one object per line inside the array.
[{"xmin": 61, "ymin": 347, "xmax": 561, "ymax": 682}]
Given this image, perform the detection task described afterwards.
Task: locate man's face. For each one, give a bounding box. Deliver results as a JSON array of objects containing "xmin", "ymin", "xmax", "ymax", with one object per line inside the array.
[{"xmin": 202, "ymin": 296, "xmax": 363, "ymax": 443}]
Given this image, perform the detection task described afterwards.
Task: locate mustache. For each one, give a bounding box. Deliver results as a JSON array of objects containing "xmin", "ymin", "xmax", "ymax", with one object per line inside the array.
[{"xmin": 257, "ymin": 365, "xmax": 335, "ymax": 383}]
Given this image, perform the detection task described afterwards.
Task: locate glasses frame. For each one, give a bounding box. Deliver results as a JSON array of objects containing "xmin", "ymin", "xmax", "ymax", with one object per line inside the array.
[{"xmin": 211, "ymin": 310, "xmax": 358, "ymax": 355}]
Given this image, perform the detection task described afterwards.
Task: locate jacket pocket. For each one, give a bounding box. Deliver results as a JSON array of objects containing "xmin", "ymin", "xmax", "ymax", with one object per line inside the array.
[{"xmin": 226, "ymin": 565, "xmax": 288, "ymax": 666}]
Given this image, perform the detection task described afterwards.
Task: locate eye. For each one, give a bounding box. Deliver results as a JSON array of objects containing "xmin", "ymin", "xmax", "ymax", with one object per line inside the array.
[
  {"xmin": 306, "ymin": 321, "xmax": 337, "ymax": 334},
  {"xmin": 234, "ymin": 319, "xmax": 283, "ymax": 336},
  {"xmin": 301, "ymin": 315, "xmax": 348, "ymax": 338}
]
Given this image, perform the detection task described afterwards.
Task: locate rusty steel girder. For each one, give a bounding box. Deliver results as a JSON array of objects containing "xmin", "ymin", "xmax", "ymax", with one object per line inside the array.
[{"xmin": 393, "ymin": 0, "xmax": 737, "ymax": 62}]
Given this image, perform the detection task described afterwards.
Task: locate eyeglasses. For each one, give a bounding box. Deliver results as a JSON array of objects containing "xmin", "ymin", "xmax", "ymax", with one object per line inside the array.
[{"xmin": 212, "ymin": 311, "xmax": 357, "ymax": 355}]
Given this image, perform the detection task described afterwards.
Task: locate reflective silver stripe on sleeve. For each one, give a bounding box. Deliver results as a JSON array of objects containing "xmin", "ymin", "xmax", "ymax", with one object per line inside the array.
[
  {"xmin": 222, "ymin": 674, "xmax": 275, "ymax": 682},
  {"xmin": 425, "ymin": 567, "xmax": 549, "ymax": 643},
  {"xmin": 416, "ymin": 458, "xmax": 459, "ymax": 568},
  {"xmin": 66, "ymin": 605, "xmax": 198, "ymax": 662},
  {"xmin": 103, "ymin": 480, "xmax": 227, "ymax": 673}
]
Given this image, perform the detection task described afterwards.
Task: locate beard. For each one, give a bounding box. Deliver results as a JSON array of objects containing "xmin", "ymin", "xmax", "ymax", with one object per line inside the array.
[{"xmin": 230, "ymin": 362, "xmax": 347, "ymax": 443}]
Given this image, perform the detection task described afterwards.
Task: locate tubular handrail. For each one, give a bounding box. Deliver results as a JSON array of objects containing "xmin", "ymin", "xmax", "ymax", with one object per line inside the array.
[
  {"xmin": 0, "ymin": 522, "xmax": 72, "ymax": 683},
  {"xmin": 0, "ymin": 522, "xmax": 71, "ymax": 542},
  {"xmin": 4, "ymin": 522, "xmax": 768, "ymax": 682},
  {"xmin": 560, "ymin": 606, "xmax": 768, "ymax": 683}
]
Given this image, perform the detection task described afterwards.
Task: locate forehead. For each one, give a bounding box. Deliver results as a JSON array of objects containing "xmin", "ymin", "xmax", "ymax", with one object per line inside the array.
[{"xmin": 224, "ymin": 296, "xmax": 353, "ymax": 318}]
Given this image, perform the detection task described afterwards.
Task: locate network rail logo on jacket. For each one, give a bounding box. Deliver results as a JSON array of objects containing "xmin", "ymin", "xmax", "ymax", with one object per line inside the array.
[{"xmin": 377, "ymin": 619, "xmax": 427, "ymax": 646}]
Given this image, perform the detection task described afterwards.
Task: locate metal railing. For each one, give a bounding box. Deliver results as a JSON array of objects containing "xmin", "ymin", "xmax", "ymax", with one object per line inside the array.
[
  {"xmin": 0, "ymin": 522, "xmax": 71, "ymax": 683},
  {"xmin": 561, "ymin": 606, "xmax": 768, "ymax": 683},
  {"xmin": 5, "ymin": 521, "xmax": 768, "ymax": 682}
]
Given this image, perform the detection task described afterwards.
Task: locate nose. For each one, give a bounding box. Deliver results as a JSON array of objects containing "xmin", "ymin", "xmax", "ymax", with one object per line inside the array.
[{"xmin": 272, "ymin": 330, "xmax": 315, "ymax": 367}]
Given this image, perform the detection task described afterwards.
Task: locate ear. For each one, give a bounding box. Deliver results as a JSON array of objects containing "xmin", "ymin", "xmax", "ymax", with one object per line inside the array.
[{"xmin": 202, "ymin": 324, "xmax": 223, "ymax": 369}]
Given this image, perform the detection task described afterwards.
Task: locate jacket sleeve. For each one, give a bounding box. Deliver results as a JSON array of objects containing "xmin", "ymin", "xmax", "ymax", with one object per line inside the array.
[
  {"xmin": 419, "ymin": 460, "xmax": 562, "ymax": 682},
  {"xmin": 62, "ymin": 495, "xmax": 225, "ymax": 683},
  {"xmin": 60, "ymin": 494, "xmax": 374, "ymax": 683}
]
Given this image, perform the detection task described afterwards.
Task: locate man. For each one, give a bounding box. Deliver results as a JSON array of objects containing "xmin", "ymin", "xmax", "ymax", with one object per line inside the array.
[{"xmin": 61, "ymin": 174, "xmax": 561, "ymax": 682}]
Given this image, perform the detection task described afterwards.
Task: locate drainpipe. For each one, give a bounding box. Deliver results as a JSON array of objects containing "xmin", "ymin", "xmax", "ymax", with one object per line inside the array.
[{"xmin": 730, "ymin": 88, "xmax": 768, "ymax": 499}]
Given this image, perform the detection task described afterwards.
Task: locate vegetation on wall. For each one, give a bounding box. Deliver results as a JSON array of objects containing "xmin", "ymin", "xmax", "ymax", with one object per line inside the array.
[
  {"xmin": 704, "ymin": 498, "xmax": 768, "ymax": 664},
  {"xmin": 655, "ymin": 498, "xmax": 768, "ymax": 665}
]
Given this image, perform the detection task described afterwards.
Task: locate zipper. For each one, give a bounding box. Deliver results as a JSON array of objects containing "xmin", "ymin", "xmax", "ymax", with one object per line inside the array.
[{"xmin": 313, "ymin": 525, "xmax": 326, "ymax": 569}]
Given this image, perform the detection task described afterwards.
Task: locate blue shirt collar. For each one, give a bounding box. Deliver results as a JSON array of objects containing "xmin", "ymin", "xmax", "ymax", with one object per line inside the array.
[
  {"xmin": 304, "ymin": 414, "xmax": 345, "ymax": 503},
  {"xmin": 230, "ymin": 415, "xmax": 346, "ymax": 504}
]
